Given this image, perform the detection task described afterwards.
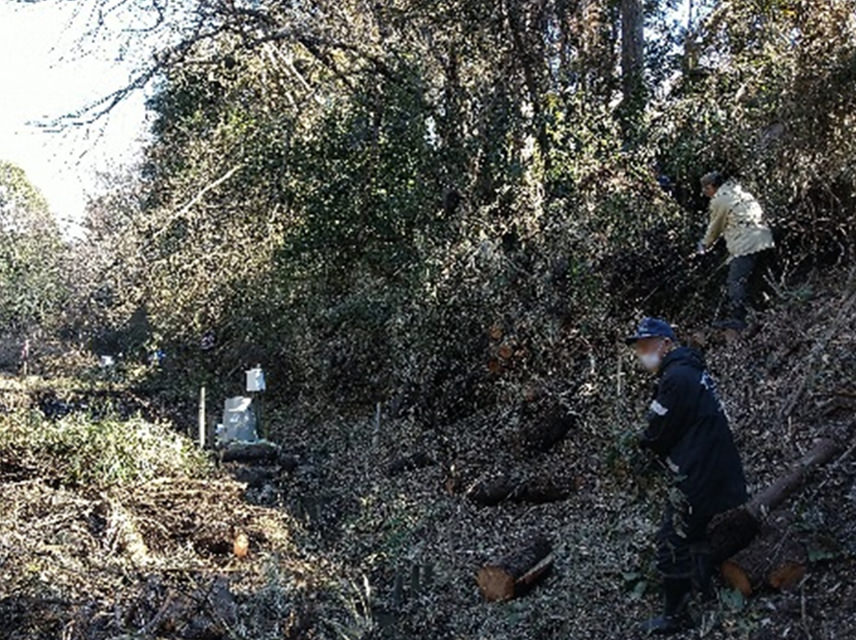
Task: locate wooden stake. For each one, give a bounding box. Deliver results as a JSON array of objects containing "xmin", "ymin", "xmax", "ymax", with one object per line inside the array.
[
  {"xmin": 198, "ymin": 385, "xmax": 206, "ymax": 448},
  {"xmin": 373, "ymin": 401, "xmax": 381, "ymax": 449}
]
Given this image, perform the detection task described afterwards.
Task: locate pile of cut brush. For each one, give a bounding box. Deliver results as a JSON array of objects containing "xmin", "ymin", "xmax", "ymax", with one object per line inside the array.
[{"xmin": 0, "ymin": 406, "xmax": 355, "ymax": 640}]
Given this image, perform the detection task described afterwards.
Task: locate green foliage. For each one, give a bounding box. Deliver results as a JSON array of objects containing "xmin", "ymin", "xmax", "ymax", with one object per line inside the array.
[
  {"xmin": 718, "ymin": 587, "xmax": 746, "ymax": 612},
  {"xmin": 23, "ymin": 0, "xmax": 855, "ymax": 425},
  {"xmin": 0, "ymin": 410, "xmax": 209, "ymax": 487},
  {"xmin": 0, "ymin": 161, "xmax": 67, "ymax": 334},
  {"xmin": 650, "ymin": 0, "xmax": 856, "ymax": 271}
]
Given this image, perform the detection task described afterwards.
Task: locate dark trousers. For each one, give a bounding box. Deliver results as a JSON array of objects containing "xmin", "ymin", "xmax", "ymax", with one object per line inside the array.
[
  {"xmin": 656, "ymin": 502, "xmax": 712, "ymax": 583},
  {"xmin": 726, "ymin": 249, "xmax": 773, "ymax": 324}
]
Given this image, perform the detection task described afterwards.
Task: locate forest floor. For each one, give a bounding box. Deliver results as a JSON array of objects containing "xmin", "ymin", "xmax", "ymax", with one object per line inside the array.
[{"xmin": 1, "ymin": 272, "xmax": 855, "ymax": 640}]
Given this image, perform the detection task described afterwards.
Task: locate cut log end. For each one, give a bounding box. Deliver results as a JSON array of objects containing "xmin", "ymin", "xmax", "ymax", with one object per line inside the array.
[
  {"xmin": 476, "ymin": 566, "xmax": 516, "ymax": 602},
  {"xmin": 477, "ymin": 536, "xmax": 552, "ymax": 601},
  {"xmin": 768, "ymin": 562, "xmax": 806, "ymax": 591},
  {"xmin": 720, "ymin": 560, "xmax": 752, "ymax": 597}
]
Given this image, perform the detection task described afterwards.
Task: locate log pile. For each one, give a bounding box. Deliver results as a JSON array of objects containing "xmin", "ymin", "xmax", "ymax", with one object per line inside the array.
[{"xmin": 476, "ymin": 535, "xmax": 553, "ymax": 601}]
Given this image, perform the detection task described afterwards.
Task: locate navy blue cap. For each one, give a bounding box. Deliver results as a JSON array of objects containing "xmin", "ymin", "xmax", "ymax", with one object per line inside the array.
[{"xmin": 624, "ymin": 317, "xmax": 677, "ymax": 345}]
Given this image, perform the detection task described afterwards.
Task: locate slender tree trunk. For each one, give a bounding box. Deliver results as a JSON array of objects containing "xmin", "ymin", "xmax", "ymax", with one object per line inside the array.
[
  {"xmin": 620, "ymin": 0, "xmax": 645, "ymax": 112},
  {"xmin": 504, "ymin": 0, "xmax": 551, "ymax": 171}
]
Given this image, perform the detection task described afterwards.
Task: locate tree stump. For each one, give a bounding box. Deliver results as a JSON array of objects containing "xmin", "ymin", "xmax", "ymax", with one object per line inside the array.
[{"xmin": 477, "ymin": 536, "xmax": 553, "ymax": 601}]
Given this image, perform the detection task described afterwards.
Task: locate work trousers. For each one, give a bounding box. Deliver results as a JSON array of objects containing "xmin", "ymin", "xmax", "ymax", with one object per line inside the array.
[
  {"xmin": 655, "ymin": 498, "xmax": 712, "ymax": 590},
  {"xmin": 726, "ymin": 249, "xmax": 773, "ymax": 324}
]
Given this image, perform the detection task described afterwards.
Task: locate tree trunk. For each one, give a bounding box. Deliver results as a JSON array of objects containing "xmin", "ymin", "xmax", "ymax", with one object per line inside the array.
[
  {"xmin": 620, "ymin": 0, "xmax": 645, "ymax": 108},
  {"xmin": 709, "ymin": 438, "xmax": 840, "ymax": 569},
  {"xmin": 503, "ymin": 0, "xmax": 550, "ymax": 169},
  {"xmin": 477, "ymin": 535, "xmax": 553, "ymax": 601}
]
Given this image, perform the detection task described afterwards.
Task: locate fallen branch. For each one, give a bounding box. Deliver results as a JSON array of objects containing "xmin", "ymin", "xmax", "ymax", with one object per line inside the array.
[{"xmin": 467, "ymin": 474, "xmax": 575, "ymax": 506}]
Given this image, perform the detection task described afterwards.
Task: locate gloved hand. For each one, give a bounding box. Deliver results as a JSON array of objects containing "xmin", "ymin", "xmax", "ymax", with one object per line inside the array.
[{"xmin": 629, "ymin": 437, "xmax": 659, "ymax": 477}]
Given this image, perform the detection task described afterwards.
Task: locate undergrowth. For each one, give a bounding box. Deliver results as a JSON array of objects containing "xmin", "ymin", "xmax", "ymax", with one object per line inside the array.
[{"xmin": 0, "ymin": 410, "xmax": 209, "ymax": 487}]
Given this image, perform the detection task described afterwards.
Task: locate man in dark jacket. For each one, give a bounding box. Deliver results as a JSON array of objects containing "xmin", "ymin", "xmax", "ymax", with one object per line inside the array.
[{"xmin": 626, "ymin": 317, "xmax": 748, "ymax": 634}]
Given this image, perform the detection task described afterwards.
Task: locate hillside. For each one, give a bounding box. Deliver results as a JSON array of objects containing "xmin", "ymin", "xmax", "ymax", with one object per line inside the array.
[
  {"xmin": 2, "ymin": 268, "xmax": 854, "ymax": 639},
  {"xmin": 2, "ymin": 1, "xmax": 856, "ymax": 639}
]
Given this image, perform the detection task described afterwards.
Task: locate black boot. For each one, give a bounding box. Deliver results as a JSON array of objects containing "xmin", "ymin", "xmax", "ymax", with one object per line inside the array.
[
  {"xmin": 691, "ymin": 544, "xmax": 714, "ymax": 600},
  {"xmin": 640, "ymin": 578, "xmax": 692, "ymax": 635}
]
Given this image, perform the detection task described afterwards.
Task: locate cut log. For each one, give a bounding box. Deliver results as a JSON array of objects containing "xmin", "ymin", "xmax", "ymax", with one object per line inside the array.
[
  {"xmin": 477, "ymin": 536, "xmax": 553, "ymax": 601},
  {"xmin": 721, "ymin": 554, "xmax": 807, "ymax": 597},
  {"xmin": 467, "ymin": 474, "xmax": 574, "ymax": 506},
  {"xmin": 221, "ymin": 441, "xmax": 279, "ymax": 464},
  {"xmin": 387, "ymin": 451, "xmax": 433, "ymax": 477},
  {"xmin": 712, "ymin": 438, "xmax": 839, "ymax": 556},
  {"xmin": 749, "ymin": 438, "xmax": 840, "ymax": 517},
  {"xmin": 709, "ymin": 438, "xmax": 839, "ymax": 597},
  {"xmin": 718, "ymin": 510, "xmax": 807, "ymax": 597},
  {"xmin": 768, "ymin": 562, "xmax": 806, "ymax": 591}
]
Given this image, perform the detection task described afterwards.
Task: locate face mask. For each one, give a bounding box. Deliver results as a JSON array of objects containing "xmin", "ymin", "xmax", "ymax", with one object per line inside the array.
[{"xmin": 638, "ymin": 342, "xmax": 664, "ymax": 371}]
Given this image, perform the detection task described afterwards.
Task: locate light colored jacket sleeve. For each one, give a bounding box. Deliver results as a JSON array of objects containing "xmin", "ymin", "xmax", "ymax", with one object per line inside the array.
[{"xmin": 702, "ymin": 198, "xmax": 729, "ymax": 249}]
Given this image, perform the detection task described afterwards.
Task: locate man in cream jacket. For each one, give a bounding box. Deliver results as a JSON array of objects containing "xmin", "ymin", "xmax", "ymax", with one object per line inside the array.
[{"xmin": 698, "ymin": 172, "xmax": 775, "ymax": 330}]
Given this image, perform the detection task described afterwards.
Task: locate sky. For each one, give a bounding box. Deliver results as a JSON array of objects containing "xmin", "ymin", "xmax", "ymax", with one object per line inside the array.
[{"xmin": 0, "ymin": 0, "xmax": 151, "ymax": 233}]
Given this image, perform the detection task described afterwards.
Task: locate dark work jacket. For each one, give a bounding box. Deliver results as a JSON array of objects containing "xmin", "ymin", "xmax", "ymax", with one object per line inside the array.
[{"xmin": 639, "ymin": 346, "xmax": 748, "ymax": 519}]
